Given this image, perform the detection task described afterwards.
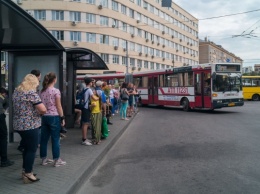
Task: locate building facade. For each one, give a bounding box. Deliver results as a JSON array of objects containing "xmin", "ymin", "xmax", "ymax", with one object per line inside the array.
[
  {"xmin": 199, "ymin": 38, "xmax": 243, "ymax": 65},
  {"xmin": 14, "ymin": 0, "xmax": 199, "ymax": 74},
  {"xmin": 254, "ymin": 64, "xmax": 260, "ymax": 74}
]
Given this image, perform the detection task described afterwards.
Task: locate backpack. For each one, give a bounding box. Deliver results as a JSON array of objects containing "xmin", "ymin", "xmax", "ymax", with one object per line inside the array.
[
  {"xmin": 75, "ymin": 88, "xmax": 89, "ymax": 110},
  {"xmin": 120, "ymin": 89, "xmax": 129, "ymax": 101}
]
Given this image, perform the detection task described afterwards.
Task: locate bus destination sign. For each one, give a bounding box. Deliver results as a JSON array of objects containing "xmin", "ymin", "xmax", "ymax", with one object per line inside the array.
[{"xmin": 215, "ymin": 64, "xmax": 240, "ymax": 72}]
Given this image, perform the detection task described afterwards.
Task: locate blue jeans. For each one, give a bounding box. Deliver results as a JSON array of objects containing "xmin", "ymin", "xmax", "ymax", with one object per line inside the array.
[
  {"xmin": 17, "ymin": 128, "xmax": 40, "ymax": 173},
  {"xmin": 120, "ymin": 101, "xmax": 128, "ymax": 119},
  {"xmin": 40, "ymin": 116, "xmax": 60, "ymax": 160}
]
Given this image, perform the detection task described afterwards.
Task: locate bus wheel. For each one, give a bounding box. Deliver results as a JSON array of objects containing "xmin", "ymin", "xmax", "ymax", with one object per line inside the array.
[
  {"xmin": 182, "ymin": 98, "xmax": 190, "ymax": 111},
  {"xmin": 252, "ymin": 94, "xmax": 260, "ymax": 101}
]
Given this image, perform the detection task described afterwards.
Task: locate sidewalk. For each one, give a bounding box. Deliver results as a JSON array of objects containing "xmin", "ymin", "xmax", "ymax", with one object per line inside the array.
[{"xmin": 0, "ymin": 113, "xmax": 136, "ymax": 194}]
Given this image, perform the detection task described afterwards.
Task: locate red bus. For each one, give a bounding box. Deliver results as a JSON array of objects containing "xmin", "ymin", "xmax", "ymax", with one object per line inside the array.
[{"xmin": 77, "ymin": 63, "xmax": 244, "ymax": 111}]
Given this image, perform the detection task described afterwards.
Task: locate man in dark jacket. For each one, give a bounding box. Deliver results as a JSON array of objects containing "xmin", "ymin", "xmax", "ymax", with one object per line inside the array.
[{"xmin": 0, "ymin": 87, "xmax": 14, "ymax": 167}]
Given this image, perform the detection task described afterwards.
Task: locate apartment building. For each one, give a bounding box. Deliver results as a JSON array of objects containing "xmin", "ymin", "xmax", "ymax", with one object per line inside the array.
[
  {"xmin": 199, "ymin": 38, "xmax": 243, "ymax": 65},
  {"xmin": 254, "ymin": 64, "xmax": 260, "ymax": 74},
  {"xmin": 14, "ymin": 0, "xmax": 199, "ymax": 74}
]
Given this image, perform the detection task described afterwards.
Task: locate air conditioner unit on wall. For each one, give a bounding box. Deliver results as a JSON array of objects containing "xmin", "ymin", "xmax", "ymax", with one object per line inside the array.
[
  {"xmin": 72, "ymin": 21, "xmax": 76, "ymax": 26},
  {"xmin": 131, "ymin": 34, "xmax": 134, "ymax": 38},
  {"xmin": 114, "ymin": 46, "xmax": 118, "ymax": 50},
  {"xmin": 98, "ymin": 5, "xmax": 103, "ymax": 9},
  {"xmin": 17, "ymin": 0, "xmax": 22, "ymax": 4},
  {"xmin": 74, "ymin": 41, "xmax": 78, "ymax": 46}
]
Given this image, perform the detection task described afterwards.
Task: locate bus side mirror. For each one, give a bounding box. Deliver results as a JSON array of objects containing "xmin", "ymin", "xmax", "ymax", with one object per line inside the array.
[{"xmin": 212, "ymin": 72, "xmax": 216, "ymax": 80}]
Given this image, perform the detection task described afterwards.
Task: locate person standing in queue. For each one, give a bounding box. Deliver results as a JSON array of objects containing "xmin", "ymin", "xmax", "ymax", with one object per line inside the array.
[
  {"xmin": 0, "ymin": 87, "xmax": 14, "ymax": 167},
  {"xmin": 17, "ymin": 69, "xmax": 42, "ymax": 153},
  {"xmin": 12, "ymin": 74, "xmax": 46, "ymax": 183},
  {"xmin": 39, "ymin": 72, "xmax": 66, "ymax": 167},
  {"xmin": 81, "ymin": 77, "xmax": 99, "ymax": 146}
]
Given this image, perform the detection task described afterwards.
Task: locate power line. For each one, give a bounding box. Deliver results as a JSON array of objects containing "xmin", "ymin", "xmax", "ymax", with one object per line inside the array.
[{"xmin": 198, "ymin": 9, "xmax": 260, "ymax": 20}]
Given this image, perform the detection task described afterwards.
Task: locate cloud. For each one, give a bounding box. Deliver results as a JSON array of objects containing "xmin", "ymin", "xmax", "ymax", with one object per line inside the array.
[{"xmin": 174, "ymin": 0, "xmax": 260, "ymax": 67}]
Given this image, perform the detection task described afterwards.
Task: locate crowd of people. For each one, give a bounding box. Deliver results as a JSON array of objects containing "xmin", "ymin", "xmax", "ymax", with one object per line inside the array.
[
  {"xmin": 75, "ymin": 77, "xmax": 139, "ymax": 146},
  {"xmin": 0, "ymin": 71, "xmax": 139, "ymax": 184}
]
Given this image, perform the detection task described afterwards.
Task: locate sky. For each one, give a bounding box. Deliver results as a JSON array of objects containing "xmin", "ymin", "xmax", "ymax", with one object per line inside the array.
[{"xmin": 174, "ymin": 0, "xmax": 260, "ymax": 68}]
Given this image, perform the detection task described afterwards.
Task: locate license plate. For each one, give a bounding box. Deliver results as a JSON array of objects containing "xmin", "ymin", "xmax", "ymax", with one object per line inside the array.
[{"xmin": 228, "ymin": 102, "xmax": 235, "ymax": 106}]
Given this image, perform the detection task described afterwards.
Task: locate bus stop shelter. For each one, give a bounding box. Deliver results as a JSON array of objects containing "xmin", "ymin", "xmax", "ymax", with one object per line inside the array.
[{"xmin": 0, "ymin": 0, "xmax": 108, "ymax": 142}]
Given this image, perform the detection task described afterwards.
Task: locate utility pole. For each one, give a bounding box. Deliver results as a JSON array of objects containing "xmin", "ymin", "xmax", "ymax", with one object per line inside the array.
[{"xmin": 126, "ymin": 41, "xmax": 129, "ymax": 74}]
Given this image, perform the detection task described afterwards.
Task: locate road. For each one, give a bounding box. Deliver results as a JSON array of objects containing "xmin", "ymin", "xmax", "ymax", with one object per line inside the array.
[{"xmin": 77, "ymin": 101, "xmax": 260, "ymax": 194}]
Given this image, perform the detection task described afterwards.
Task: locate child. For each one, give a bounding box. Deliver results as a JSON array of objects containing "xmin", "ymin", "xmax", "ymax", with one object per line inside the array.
[{"xmin": 90, "ymin": 89, "xmax": 102, "ymax": 145}]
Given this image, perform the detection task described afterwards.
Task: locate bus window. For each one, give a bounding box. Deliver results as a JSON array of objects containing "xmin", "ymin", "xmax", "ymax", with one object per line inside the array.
[
  {"xmin": 178, "ymin": 73, "xmax": 184, "ymax": 86},
  {"xmin": 252, "ymin": 79, "xmax": 260, "ymax": 86},
  {"xmin": 159, "ymin": 75, "xmax": 164, "ymax": 87},
  {"xmin": 184, "ymin": 72, "xmax": 193, "ymax": 86},
  {"xmin": 242, "ymin": 78, "xmax": 251, "ymax": 86},
  {"xmin": 195, "ymin": 73, "xmax": 201, "ymax": 94},
  {"xmin": 142, "ymin": 76, "xmax": 148, "ymax": 87},
  {"xmin": 166, "ymin": 74, "xmax": 178, "ymax": 87},
  {"xmin": 133, "ymin": 77, "xmax": 141, "ymax": 88}
]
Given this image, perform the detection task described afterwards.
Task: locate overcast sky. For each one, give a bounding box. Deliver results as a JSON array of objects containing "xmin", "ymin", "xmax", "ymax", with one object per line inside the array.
[{"xmin": 174, "ymin": 0, "xmax": 260, "ymax": 68}]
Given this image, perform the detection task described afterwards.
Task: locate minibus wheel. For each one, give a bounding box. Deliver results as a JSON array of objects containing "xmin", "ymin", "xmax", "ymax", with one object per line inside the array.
[{"xmin": 252, "ymin": 94, "xmax": 260, "ymax": 101}]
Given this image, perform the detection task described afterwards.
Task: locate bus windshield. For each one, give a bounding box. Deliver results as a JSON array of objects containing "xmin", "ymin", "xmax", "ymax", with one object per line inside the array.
[{"xmin": 213, "ymin": 73, "xmax": 242, "ymax": 92}]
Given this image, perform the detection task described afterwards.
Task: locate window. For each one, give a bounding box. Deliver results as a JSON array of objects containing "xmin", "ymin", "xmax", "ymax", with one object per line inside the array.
[
  {"xmin": 100, "ymin": 0, "xmax": 108, "ymax": 7},
  {"xmin": 86, "ymin": 13, "xmax": 96, "ymax": 24},
  {"xmin": 137, "ymin": 28, "xmax": 142, "ymax": 37},
  {"xmin": 122, "ymin": 40, "xmax": 126, "ymax": 49},
  {"xmin": 1, "ymin": 51, "xmax": 6, "ymax": 62},
  {"xmin": 143, "ymin": 1, "xmax": 148, "ymax": 9},
  {"xmin": 86, "ymin": 33, "xmax": 96, "ymax": 43},
  {"xmin": 121, "ymin": 5, "xmax": 127, "ymax": 15},
  {"xmin": 144, "ymin": 46, "xmax": 148, "ymax": 54},
  {"xmin": 150, "ymin": 62, "xmax": 154, "ymax": 70},
  {"xmin": 86, "ymin": 0, "xmax": 95, "ymax": 4},
  {"xmin": 161, "ymin": 64, "xmax": 165, "ymax": 69},
  {"xmin": 112, "ymin": 37, "xmax": 119, "ymax": 46},
  {"xmin": 101, "ymin": 53, "xmax": 109, "ymax": 63},
  {"xmin": 112, "ymin": 19, "xmax": 119, "ymax": 28},
  {"xmin": 122, "ymin": 22, "xmax": 127, "ymax": 32},
  {"xmin": 51, "ymin": 31, "xmax": 64, "ymax": 40},
  {"xmin": 112, "ymin": 55, "xmax": 119, "ymax": 64},
  {"xmin": 129, "ymin": 25, "xmax": 134, "ymax": 34},
  {"xmin": 100, "ymin": 16, "xmax": 109, "ymax": 26},
  {"xmin": 129, "ymin": 8, "xmax": 134, "ymax": 18},
  {"xmin": 137, "ymin": 60, "xmax": 142, "ymax": 68},
  {"xmin": 130, "ymin": 42, "xmax": 135, "ymax": 51},
  {"xmin": 52, "ymin": 11, "xmax": 64, "ymax": 21},
  {"xmin": 70, "ymin": 11, "xmax": 81, "ymax": 22},
  {"xmin": 137, "ymin": 44, "xmax": 142, "ymax": 52},
  {"xmin": 156, "ymin": 63, "xmax": 160, "ymax": 69},
  {"xmin": 143, "ymin": 15, "xmax": 148, "ymax": 24},
  {"xmin": 34, "ymin": 10, "xmax": 46, "ymax": 20},
  {"xmin": 122, "ymin": 56, "xmax": 127, "ymax": 65},
  {"xmin": 70, "ymin": 31, "xmax": 81, "ymax": 41},
  {"xmin": 136, "ymin": 12, "xmax": 141, "ymax": 20},
  {"xmin": 112, "ymin": 1, "xmax": 118, "ymax": 11},
  {"xmin": 130, "ymin": 58, "xmax": 135, "ymax": 67},
  {"xmin": 136, "ymin": 0, "xmax": 141, "ymax": 6},
  {"xmin": 144, "ymin": 61, "xmax": 148, "ymax": 69},
  {"xmin": 100, "ymin": 35, "xmax": 109, "ymax": 44}
]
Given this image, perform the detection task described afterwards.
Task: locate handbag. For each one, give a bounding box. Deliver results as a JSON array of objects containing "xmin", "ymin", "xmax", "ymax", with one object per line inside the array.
[
  {"xmin": 101, "ymin": 117, "xmax": 109, "ymax": 139},
  {"xmin": 121, "ymin": 89, "xmax": 129, "ymax": 101}
]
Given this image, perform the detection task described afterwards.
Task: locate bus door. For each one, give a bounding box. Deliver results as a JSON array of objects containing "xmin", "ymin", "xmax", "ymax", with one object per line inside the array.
[
  {"xmin": 148, "ymin": 76, "xmax": 158, "ymax": 104},
  {"xmin": 194, "ymin": 71, "xmax": 212, "ymax": 108}
]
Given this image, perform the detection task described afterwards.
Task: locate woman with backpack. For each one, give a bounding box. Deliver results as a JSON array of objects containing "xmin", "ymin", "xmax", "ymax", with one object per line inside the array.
[{"xmin": 120, "ymin": 82, "xmax": 130, "ymax": 121}]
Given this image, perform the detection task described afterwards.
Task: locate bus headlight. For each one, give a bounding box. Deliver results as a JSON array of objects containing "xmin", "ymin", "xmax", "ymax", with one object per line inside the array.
[{"xmin": 212, "ymin": 93, "xmax": 218, "ymax": 97}]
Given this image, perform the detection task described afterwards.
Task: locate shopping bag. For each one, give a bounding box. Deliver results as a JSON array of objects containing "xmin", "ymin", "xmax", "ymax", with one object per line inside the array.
[{"xmin": 101, "ymin": 117, "xmax": 109, "ymax": 138}]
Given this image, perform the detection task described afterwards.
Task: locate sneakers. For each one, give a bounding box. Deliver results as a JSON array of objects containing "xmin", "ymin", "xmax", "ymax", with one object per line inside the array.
[
  {"xmin": 41, "ymin": 158, "xmax": 54, "ymax": 166},
  {"xmin": 54, "ymin": 158, "xmax": 66, "ymax": 167},
  {"xmin": 1, "ymin": 160, "xmax": 14, "ymax": 167},
  {"xmin": 81, "ymin": 139, "xmax": 92, "ymax": 146},
  {"xmin": 124, "ymin": 118, "xmax": 129, "ymax": 120}
]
